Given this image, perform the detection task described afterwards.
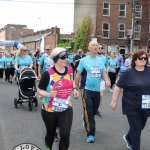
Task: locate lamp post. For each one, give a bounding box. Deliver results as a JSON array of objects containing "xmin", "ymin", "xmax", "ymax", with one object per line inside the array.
[{"xmin": 38, "ymin": 18, "xmax": 41, "ymax": 31}]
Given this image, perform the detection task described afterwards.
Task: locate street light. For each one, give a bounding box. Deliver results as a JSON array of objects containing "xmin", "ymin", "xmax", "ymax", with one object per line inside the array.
[{"xmin": 38, "ymin": 18, "xmax": 41, "ymax": 31}]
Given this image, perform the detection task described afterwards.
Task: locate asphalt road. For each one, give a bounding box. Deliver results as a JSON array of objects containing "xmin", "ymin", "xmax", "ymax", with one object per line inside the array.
[{"xmin": 0, "ymin": 80, "xmax": 149, "ymax": 150}]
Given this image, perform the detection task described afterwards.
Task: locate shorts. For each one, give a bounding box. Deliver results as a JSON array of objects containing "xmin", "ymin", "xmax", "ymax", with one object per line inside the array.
[{"xmin": 100, "ymin": 80, "xmax": 105, "ymax": 91}]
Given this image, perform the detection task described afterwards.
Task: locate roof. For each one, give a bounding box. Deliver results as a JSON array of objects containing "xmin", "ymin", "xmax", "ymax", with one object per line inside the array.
[{"xmin": 19, "ymin": 32, "xmax": 51, "ymax": 43}]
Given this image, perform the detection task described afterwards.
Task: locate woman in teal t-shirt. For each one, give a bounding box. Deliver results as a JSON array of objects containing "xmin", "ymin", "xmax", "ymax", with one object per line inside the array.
[
  {"xmin": 108, "ymin": 52, "xmax": 119, "ymax": 92},
  {"xmin": 15, "ymin": 46, "xmax": 33, "ymax": 79},
  {"xmin": 0, "ymin": 51, "xmax": 5, "ymax": 82},
  {"xmin": 5, "ymin": 52, "xmax": 12, "ymax": 82}
]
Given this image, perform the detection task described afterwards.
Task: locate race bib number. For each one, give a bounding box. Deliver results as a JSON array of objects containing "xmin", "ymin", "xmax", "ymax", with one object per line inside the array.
[
  {"xmin": 6, "ymin": 62, "xmax": 10, "ymax": 65},
  {"xmin": 109, "ymin": 67, "xmax": 116, "ymax": 73},
  {"xmin": 91, "ymin": 66, "xmax": 101, "ymax": 78},
  {"xmin": 142, "ymin": 95, "xmax": 150, "ymax": 109},
  {"xmin": 20, "ymin": 66, "xmax": 27, "ymax": 69},
  {"xmin": 52, "ymin": 97, "xmax": 69, "ymax": 112}
]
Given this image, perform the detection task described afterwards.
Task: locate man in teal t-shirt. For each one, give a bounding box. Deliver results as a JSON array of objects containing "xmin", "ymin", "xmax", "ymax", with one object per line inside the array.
[{"xmin": 73, "ymin": 41, "xmax": 110, "ymax": 143}]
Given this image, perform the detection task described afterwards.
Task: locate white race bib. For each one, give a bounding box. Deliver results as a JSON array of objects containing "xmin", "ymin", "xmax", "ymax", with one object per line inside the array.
[
  {"xmin": 109, "ymin": 67, "xmax": 116, "ymax": 73},
  {"xmin": 52, "ymin": 97, "xmax": 69, "ymax": 112},
  {"xmin": 91, "ymin": 66, "xmax": 101, "ymax": 78},
  {"xmin": 0, "ymin": 65, "xmax": 2, "ymax": 68},
  {"xmin": 6, "ymin": 62, "xmax": 10, "ymax": 65},
  {"xmin": 142, "ymin": 95, "xmax": 150, "ymax": 109}
]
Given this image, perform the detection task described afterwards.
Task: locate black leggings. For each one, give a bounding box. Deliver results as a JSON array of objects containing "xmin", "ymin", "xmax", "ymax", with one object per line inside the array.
[
  {"xmin": 108, "ymin": 72, "xmax": 116, "ymax": 89},
  {"xmin": 41, "ymin": 108, "xmax": 73, "ymax": 150},
  {"xmin": 5, "ymin": 68, "xmax": 11, "ymax": 81},
  {"xmin": 10, "ymin": 68, "xmax": 15, "ymax": 76},
  {"xmin": 126, "ymin": 114, "xmax": 147, "ymax": 150},
  {"xmin": 0, "ymin": 69, "xmax": 4, "ymax": 78}
]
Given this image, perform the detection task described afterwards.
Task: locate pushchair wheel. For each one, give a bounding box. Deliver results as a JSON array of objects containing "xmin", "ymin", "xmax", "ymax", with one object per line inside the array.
[
  {"xmin": 14, "ymin": 98, "xmax": 18, "ymax": 108},
  {"xmin": 29, "ymin": 101, "xmax": 33, "ymax": 111},
  {"xmin": 33, "ymin": 97, "xmax": 38, "ymax": 107}
]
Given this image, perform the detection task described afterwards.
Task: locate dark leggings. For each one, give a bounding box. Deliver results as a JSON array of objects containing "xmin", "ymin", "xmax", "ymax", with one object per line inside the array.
[
  {"xmin": 126, "ymin": 114, "xmax": 147, "ymax": 150},
  {"xmin": 41, "ymin": 108, "xmax": 73, "ymax": 150},
  {"xmin": 70, "ymin": 63, "xmax": 75, "ymax": 79},
  {"xmin": 10, "ymin": 68, "xmax": 15, "ymax": 76},
  {"xmin": 5, "ymin": 68, "xmax": 11, "ymax": 81},
  {"xmin": 0, "ymin": 69, "xmax": 4, "ymax": 78},
  {"xmin": 108, "ymin": 72, "xmax": 116, "ymax": 88}
]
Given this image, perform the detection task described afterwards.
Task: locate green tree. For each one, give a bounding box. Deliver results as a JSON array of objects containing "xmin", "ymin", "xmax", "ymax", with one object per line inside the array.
[{"xmin": 74, "ymin": 16, "xmax": 90, "ymax": 52}]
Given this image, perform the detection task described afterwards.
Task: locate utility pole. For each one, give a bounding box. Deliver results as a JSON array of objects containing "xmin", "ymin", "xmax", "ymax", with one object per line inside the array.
[
  {"xmin": 147, "ymin": 9, "xmax": 150, "ymax": 52},
  {"xmin": 130, "ymin": 0, "xmax": 135, "ymax": 52}
]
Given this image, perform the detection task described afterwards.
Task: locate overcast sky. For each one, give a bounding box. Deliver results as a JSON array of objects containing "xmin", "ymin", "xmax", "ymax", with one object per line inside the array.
[{"xmin": 0, "ymin": 0, "xmax": 74, "ymax": 34}]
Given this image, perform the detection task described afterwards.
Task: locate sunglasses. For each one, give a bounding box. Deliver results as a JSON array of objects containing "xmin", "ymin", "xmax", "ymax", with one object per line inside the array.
[
  {"xmin": 58, "ymin": 51, "xmax": 68, "ymax": 60},
  {"xmin": 45, "ymin": 49, "xmax": 51, "ymax": 51},
  {"xmin": 137, "ymin": 56, "xmax": 148, "ymax": 60},
  {"xmin": 99, "ymin": 47, "xmax": 103, "ymax": 49},
  {"xmin": 22, "ymin": 50, "xmax": 28, "ymax": 52}
]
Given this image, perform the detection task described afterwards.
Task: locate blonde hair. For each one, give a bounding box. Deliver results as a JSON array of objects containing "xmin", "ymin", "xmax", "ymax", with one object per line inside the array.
[
  {"xmin": 50, "ymin": 47, "xmax": 66, "ymax": 59},
  {"xmin": 16, "ymin": 46, "xmax": 27, "ymax": 57}
]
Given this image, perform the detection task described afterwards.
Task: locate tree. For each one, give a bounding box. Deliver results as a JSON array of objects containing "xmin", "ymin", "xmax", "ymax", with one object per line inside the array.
[{"xmin": 74, "ymin": 16, "xmax": 90, "ymax": 52}]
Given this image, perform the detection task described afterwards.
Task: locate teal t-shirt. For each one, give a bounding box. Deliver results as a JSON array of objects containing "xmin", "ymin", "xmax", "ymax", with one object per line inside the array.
[
  {"xmin": 15, "ymin": 55, "xmax": 33, "ymax": 70},
  {"xmin": 68, "ymin": 55, "xmax": 75, "ymax": 63},
  {"xmin": 108, "ymin": 59, "xmax": 119, "ymax": 73},
  {"xmin": 77, "ymin": 55, "xmax": 106, "ymax": 92},
  {"xmin": 10, "ymin": 58, "xmax": 15, "ymax": 68},
  {"xmin": 36, "ymin": 57, "xmax": 41, "ymax": 65},
  {"xmin": 39, "ymin": 54, "xmax": 53, "ymax": 74},
  {"xmin": 0, "ymin": 57, "xmax": 5, "ymax": 69},
  {"xmin": 5, "ymin": 57, "xmax": 13, "ymax": 68}
]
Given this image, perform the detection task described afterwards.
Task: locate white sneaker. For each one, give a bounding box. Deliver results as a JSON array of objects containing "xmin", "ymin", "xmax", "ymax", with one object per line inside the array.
[{"xmin": 110, "ymin": 89, "xmax": 113, "ymax": 92}]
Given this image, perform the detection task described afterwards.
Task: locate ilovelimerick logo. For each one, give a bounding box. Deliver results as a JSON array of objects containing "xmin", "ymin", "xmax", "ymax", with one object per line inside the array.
[{"xmin": 12, "ymin": 143, "xmax": 41, "ymax": 150}]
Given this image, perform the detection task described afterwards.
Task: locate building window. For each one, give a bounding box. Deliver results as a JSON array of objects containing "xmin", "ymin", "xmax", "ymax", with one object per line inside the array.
[
  {"xmin": 118, "ymin": 24, "xmax": 125, "ymax": 38},
  {"xmin": 142, "ymin": 46, "xmax": 147, "ymax": 52},
  {"xmin": 102, "ymin": 23, "xmax": 110, "ymax": 38},
  {"xmin": 134, "ymin": 25, "xmax": 141, "ymax": 40},
  {"xmin": 119, "ymin": 4, "xmax": 126, "ymax": 17},
  {"xmin": 134, "ymin": 5, "xmax": 142, "ymax": 18},
  {"xmin": 133, "ymin": 46, "xmax": 138, "ymax": 52},
  {"xmin": 103, "ymin": 2, "xmax": 110, "ymax": 16}
]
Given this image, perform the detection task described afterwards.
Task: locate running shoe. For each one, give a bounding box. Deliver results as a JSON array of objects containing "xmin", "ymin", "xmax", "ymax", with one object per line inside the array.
[
  {"xmin": 123, "ymin": 135, "xmax": 133, "ymax": 149},
  {"xmin": 110, "ymin": 89, "xmax": 113, "ymax": 93},
  {"xmin": 87, "ymin": 135, "xmax": 94, "ymax": 143},
  {"xmin": 54, "ymin": 132, "xmax": 58, "ymax": 142},
  {"xmin": 95, "ymin": 110, "xmax": 102, "ymax": 118}
]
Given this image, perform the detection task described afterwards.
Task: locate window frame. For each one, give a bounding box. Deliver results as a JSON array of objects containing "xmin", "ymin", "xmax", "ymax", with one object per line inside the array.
[
  {"xmin": 134, "ymin": 5, "xmax": 142, "ymax": 19},
  {"xmin": 119, "ymin": 4, "xmax": 126, "ymax": 18},
  {"xmin": 134, "ymin": 25, "xmax": 141, "ymax": 40},
  {"xmin": 118, "ymin": 23, "xmax": 126, "ymax": 39},
  {"xmin": 102, "ymin": 22, "xmax": 110, "ymax": 38},
  {"xmin": 103, "ymin": 2, "xmax": 110, "ymax": 16}
]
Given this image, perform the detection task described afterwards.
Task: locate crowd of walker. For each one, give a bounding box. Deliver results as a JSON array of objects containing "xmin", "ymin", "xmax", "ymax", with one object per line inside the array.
[{"xmin": 0, "ymin": 40, "xmax": 150, "ymax": 150}]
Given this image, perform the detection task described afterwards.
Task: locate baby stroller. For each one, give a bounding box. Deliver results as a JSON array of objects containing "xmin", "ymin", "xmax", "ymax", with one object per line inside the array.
[{"xmin": 14, "ymin": 67, "xmax": 38, "ymax": 111}]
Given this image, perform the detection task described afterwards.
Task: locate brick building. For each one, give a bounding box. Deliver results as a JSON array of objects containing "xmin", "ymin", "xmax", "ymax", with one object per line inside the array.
[
  {"xmin": 74, "ymin": 0, "xmax": 150, "ymax": 53},
  {"xmin": 0, "ymin": 24, "xmax": 34, "ymax": 50},
  {"xmin": 19, "ymin": 26, "xmax": 60, "ymax": 52},
  {"xmin": 96, "ymin": 0, "xmax": 132, "ymax": 54}
]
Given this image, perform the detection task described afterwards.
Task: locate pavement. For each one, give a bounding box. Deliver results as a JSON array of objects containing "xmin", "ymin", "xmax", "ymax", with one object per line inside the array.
[{"xmin": 0, "ymin": 80, "xmax": 149, "ymax": 150}]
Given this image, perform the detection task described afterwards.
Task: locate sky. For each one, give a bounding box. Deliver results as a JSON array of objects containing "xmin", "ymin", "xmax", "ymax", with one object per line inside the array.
[{"xmin": 0, "ymin": 0, "xmax": 74, "ymax": 34}]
